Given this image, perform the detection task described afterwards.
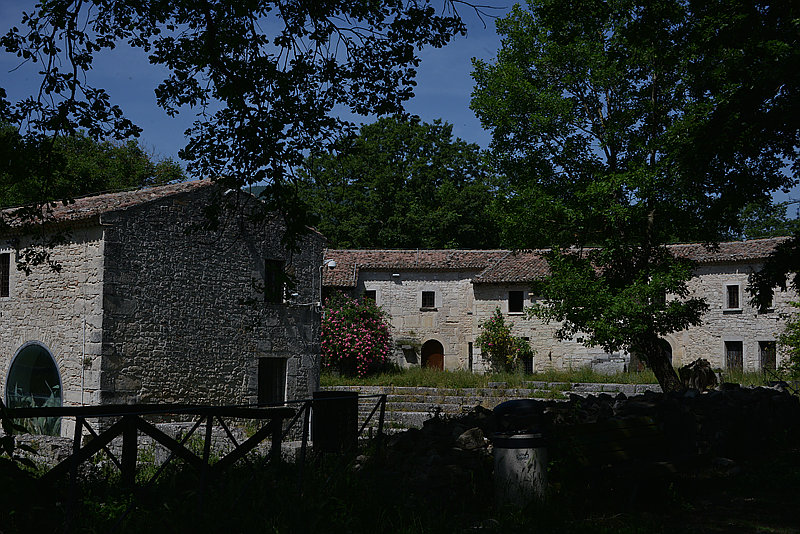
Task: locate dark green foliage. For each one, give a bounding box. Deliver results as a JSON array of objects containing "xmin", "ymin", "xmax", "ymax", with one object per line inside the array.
[
  {"xmin": 471, "ymin": 0, "xmax": 798, "ymax": 391},
  {"xmin": 1, "ymin": 1, "xmax": 468, "ymax": 245},
  {"xmin": 0, "ymin": 126, "xmax": 183, "ymax": 209},
  {"xmin": 301, "ymin": 117, "xmax": 500, "ymax": 249}
]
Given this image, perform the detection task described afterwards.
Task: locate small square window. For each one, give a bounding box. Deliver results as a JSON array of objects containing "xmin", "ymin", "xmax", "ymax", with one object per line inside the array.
[
  {"xmin": 509, "ymin": 291, "xmax": 524, "ymax": 313},
  {"xmin": 0, "ymin": 253, "xmax": 9, "ymax": 298},
  {"xmin": 363, "ymin": 290, "xmax": 376, "ymax": 302},
  {"xmin": 258, "ymin": 358, "xmax": 287, "ymax": 405},
  {"xmin": 725, "ymin": 341, "xmax": 743, "ymax": 370},
  {"xmin": 725, "ymin": 285, "xmax": 740, "ymax": 309},
  {"xmin": 421, "ymin": 291, "xmax": 435, "ymax": 309}
]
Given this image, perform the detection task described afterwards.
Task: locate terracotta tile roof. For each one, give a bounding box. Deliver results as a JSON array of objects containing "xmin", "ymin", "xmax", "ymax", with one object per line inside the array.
[
  {"xmin": 324, "ymin": 238, "xmax": 788, "ymax": 286},
  {"xmin": 669, "ymin": 237, "xmax": 788, "ymax": 264},
  {"xmin": 471, "ymin": 250, "xmax": 551, "ymax": 283},
  {"xmin": 322, "ymin": 249, "xmax": 508, "ymax": 287},
  {"xmin": 1, "ymin": 180, "xmax": 213, "ymax": 228}
]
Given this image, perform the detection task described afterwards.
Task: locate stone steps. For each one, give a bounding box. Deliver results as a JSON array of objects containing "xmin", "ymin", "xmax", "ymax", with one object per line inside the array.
[{"xmin": 328, "ymin": 383, "xmax": 662, "ymax": 432}]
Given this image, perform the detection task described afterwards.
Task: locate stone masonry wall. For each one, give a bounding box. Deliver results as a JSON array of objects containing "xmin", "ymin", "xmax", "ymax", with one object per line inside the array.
[
  {"xmin": 355, "ymin": 270, "xmax": 480, "ymax": 370},
  {"xmin": 0, "ymin": 225, "xmax": 105, "ymax": 436},
  {"xmin": 472, "ymin": 284, "xmax": 621, "ymax": 373},
  {"xmin": 669, "ymin": 262, "xmax": 793, "ymax": 370},
  {"xmin": 99, "ymin": 187, "xmax": 323, "ymax": 406}
]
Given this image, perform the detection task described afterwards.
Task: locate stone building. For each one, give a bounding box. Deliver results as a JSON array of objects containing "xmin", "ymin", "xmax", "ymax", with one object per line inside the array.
[
  {"xmin": 1, "ymin": 181, "xmax": 323, "ymax": 435},
  {"xmin": 322, "ymin": 239, "xmax": 795, "ymax": 373}
]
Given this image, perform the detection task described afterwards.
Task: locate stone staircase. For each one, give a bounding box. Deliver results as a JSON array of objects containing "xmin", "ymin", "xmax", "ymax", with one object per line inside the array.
[{"xmin": 323, "ymin": 382, "xmax": 662, "ymax": 433}]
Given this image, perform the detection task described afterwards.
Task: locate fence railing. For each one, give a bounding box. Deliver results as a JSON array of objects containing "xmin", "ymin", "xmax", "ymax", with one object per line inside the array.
[{"xmin": 4, "ymin": 393, "xmax": 387, "ymax": 532}]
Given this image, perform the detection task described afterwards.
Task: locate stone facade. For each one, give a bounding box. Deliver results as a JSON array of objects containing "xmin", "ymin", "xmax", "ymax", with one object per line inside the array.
[
  {"xmin": 323, "ymin": 240, "xmax": 796, "ymax": 373},
  {"xmin": 1, "ymin": 181, "xmax": 323, "ymax": 436},
  {"xmin": 666, "ymin": 263, "xmax": 793, "ymax": 371},
  {"xmin": 353, "ymin": 270, "xmax": 480, "ymax": 371}
]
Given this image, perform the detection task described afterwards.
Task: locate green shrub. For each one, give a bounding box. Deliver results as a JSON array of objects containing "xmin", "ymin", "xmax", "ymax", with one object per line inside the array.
[
  {"xmin": 475, "ymin": 307, "xmax": 534, "ymax": 372},
  {"xmin": 321, "ymin": 292, "xmax": 393, "ymax": 377}
]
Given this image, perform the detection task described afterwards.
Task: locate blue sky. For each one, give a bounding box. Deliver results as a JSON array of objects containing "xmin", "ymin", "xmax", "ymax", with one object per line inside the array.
[
  {"xmin": 1, "ymin": 1, "xmax": 797, "ymax": 208},
  {"xmin": 0, "ymin": 0, "xmax": 510, "ymax": 160}
]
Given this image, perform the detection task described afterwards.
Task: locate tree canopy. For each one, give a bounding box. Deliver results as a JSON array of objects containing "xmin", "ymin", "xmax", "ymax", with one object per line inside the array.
[
  {"xmin": 0, "ymin": 125, "xmax": 183, "ymax": 209},
  {"xmin": 1, "ymin": 0, "xmax": 474, "ymax": 242},
  {"xmin": 471, "ymin": 0, "xmax": 799, "ymax": 391},
  {"xmin": 300, "ymin": 117, "xmax": 500, "ymax": 249}
]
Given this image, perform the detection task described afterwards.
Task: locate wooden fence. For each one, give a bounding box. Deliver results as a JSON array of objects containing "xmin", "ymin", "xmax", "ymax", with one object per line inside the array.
[{"xmin": 5, "ymin": 394, "xmax": 387, "ymax": 532}]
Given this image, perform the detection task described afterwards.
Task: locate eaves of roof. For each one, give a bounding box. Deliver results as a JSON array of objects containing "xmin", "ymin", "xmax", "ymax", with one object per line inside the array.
[{"xmin": 323, "ymin": 238, "xmax": 788, "ymax": 287}]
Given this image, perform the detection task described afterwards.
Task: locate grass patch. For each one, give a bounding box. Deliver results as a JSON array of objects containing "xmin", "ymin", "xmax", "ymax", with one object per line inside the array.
[
  {"xmin": 322, "ymin": 366, "xmax": 777, "ymax": 389},
  {"xmin": 321, "ymin": 366, "xmax": 661, "ymax": 388}
]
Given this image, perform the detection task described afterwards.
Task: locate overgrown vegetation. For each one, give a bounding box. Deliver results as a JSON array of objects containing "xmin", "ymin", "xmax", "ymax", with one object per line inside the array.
[
  {"xmin": 6, "ymin": 384, "xmax": 61, "ymax": 436},
  {"xmin": 475, "ymin": 307, "xmax": 534, "ymax": 372}
]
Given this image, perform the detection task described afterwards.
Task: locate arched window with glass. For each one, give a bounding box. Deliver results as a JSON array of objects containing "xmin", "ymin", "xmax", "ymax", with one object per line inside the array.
[{"xmin": 5, "ymin": 342, "xmax": 62, "ymax": 435}]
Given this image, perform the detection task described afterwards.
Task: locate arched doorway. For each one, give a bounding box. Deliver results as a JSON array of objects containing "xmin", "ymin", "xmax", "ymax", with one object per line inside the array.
[
  {"xmin": 421, "ymin": 340, "xmax": 444, "ymax": 371},
  {"xmin": 5, "ymin": 342, "xmax": 62, "ymax": 435}
]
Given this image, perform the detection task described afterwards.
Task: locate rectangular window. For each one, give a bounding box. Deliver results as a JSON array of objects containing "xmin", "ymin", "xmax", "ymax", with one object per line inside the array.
[
  {"xmin": 264, "ymin": 259, "xmax": 285, "ymax": 304},
  {"xmin": 726, "ymin": 284, "xmax": 740, "ymax": 309},
  {"xmin": 509, "ymin": 291, "xmax": 524, "ymax": 313},
  {"xmin": 421, "ymin": 291, "xmax": 435, "ymax": 309},
  {"xmin": 363, "ymin": 290, "xmax": 376, "ymax": 302},
  {"xmin": 759, "ymin": 341, "xmax": 777, "ymax": 371},
  {"xmin": 0, "ymin": 253, "xmax": 9, "ymax": 298},
  {"xmin": 258, "ymin": 358, "xmax": 287, "ymax": 405},
  {"xmin": 468, "ymin": 342, "xmax": 473, "ymax": 372},
  {"xmin": 758, "ymin": 292, "xmax": 774, "ymax": 313},
  {"xmin": 725, "ymin": 341, "xmax": 743, "ymax": 370},
  {"xmin": 521, "ymin": 337, "xmax": 533, "ymax": 374}
]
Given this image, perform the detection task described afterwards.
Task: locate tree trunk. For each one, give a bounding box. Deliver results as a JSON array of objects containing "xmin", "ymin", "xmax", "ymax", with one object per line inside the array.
[
  {"xmin": 633, "ymin": 335, "xmax": 684, "ymax": 393},
  {"xmin": 648, "ymin": 349, "xmax": 684, "ymax": 393}
]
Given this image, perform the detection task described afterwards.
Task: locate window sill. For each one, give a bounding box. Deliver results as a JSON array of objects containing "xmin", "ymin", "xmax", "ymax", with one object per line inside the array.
[
  {"xmin": 420, "ymin": 307, "xmax": 438, "ymax": 312},
  {"xmin": 508, "ymin": 312, "xmax": 524, "ymax": 316},
  {"xmin": 723, "ymin": 308, "xmax": 743, "ymax": 314}
]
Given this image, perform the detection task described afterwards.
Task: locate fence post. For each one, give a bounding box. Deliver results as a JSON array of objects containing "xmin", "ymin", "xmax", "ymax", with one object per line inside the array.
[
  {"xmin": 64, "ymin": 416, "xmax": 84, "ymax": 534},
  {"xmin": 121, "ymin": 416, "xmax": 137, "ymax": 488},
  {"xmin": 298, "ymin": 402, "xmax": 310, "ymax": 489},
  {"xmin": 270, "ymin": 417, "xmax": 283, "ymax": 463},
  {"xmin": 198, "ymin": 415, "xmax": 213, "ymax": 512},
  {"xmin": 377, "ymin": 394, "xmax": 387, "ymax": 455}
]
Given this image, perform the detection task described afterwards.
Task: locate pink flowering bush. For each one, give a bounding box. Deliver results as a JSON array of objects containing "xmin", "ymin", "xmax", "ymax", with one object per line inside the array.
[
  {"xmin": 475, "ymin": 307, "xmax": 534, "ymax": 372},
  {"xmin": 321, "ymin": 292, "xmax": 393, "ymax": 377}
]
